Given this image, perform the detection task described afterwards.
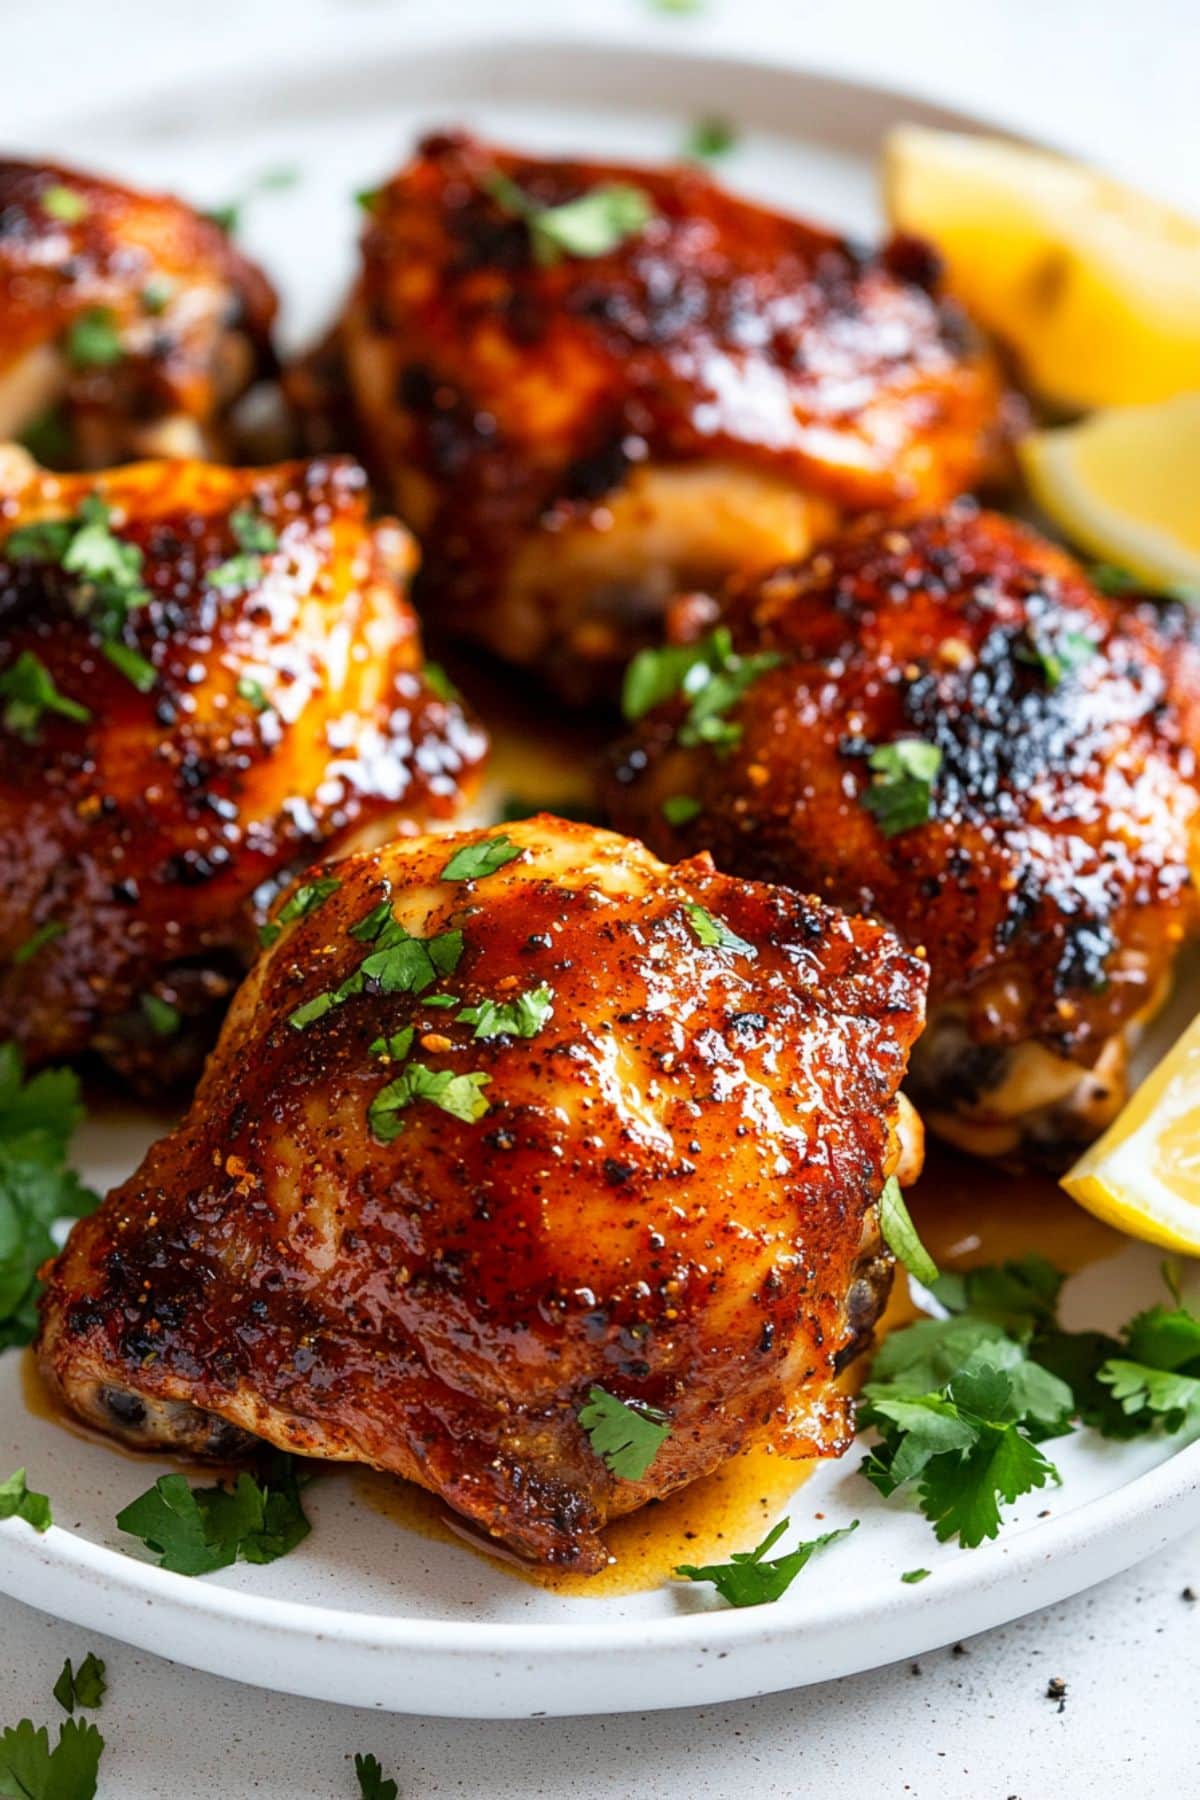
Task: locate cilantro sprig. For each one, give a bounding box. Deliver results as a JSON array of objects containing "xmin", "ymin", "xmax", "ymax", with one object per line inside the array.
[
  {"xmin": 116, "ymin": 1455, "xmax": 309, "ymax": 1576},
  {"xmin": 0, "ymin": 1046, "xmax": 98, "ymax": 1349},
  {"xmin": 860, "ymin": 1256, "xmax": 1200, "ymax": 1547},
  {"xmin": 578, "ymin": 1385, "xmax": 670, "ymax": 1481},
  {"xmin": 622, "ymin": 625, "xmax": 781, "ymax": 755},
  {"xmin": 676, "ymin": 1518, "xmax": 857, "ymax": 1608},
  {"xmin": 484, "ymin": 172, "xmax": 655, "ymax": 267}
]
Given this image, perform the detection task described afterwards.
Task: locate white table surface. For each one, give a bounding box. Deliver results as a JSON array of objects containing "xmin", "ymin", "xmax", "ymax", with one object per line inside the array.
[{"xmin": 4, "ymin": 0, "xmax": 1200, "ymax": 1792}]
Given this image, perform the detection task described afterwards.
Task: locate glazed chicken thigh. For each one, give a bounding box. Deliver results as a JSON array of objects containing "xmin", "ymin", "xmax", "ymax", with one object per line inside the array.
[
  {"xmin": 0, "ymin": 449, "xmax": 484, "ymax": 1087},
  {"xmin": 333, "ymin": 132, "xmax": 1011, "ymax": 699},
  {"xmin": 39, "ymin": 817, "xmax": 926, "ymax": 1570},
  {"xmin": 606, "ymin": 505, "xmax": 1200, "ymax": 1162},
  {"xmin": 0, "ymin": 159, "xmax": 276, "ymax": 467}
]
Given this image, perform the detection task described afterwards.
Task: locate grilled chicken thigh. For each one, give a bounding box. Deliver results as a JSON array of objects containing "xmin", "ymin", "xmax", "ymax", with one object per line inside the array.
[
  {"xmin": 0, "ymin": 159, "xmax": 276, "ymax": 467},
  {"xmin": 334, "ymin": 132, "xmax": 1011, "ymax": 700},
  {"xmin": 606, "ymin": 505, "xmax": 1200, "ymax": 1162},
  {"xmin": 0, "ymin": 449, "xmax": 485, "ymax": 1087},
  {"xmin": 39, "ymin": 817, "xmax": 926, "ymax": 1570}
]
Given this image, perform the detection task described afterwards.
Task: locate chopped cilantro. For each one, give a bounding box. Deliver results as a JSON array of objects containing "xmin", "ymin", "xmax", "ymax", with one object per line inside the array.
[
  {"xmin": 65, "ymin": 307, "xmax": 123, "ymax": 369},
  {"xmin": 661, "ymin": 793, "xmax": 702, "ymax": 826},
  {"xmin": 676, "ymin": 1517, "xmax": 857, "ymax": 1608},
  {"xmin": 422, "ymin": 660, "xmax": 459, "ymax": 703},
  {"xmin": 0, "ymin": 652, "xmax": 90, "ymax": 741},
  {"xmin": 422, "ymin": 993, "xmax": 460, "ymax": 1009},
  {"xmin": 116, "ymin": 1455, "xmax": 309, "ymax": 1576},
  {"xmin": 0, "ymin": 1717, "xmax": 104, "ymax": 1799},
  {"xmin": 237, "ymin": 676, "xmax": 270, "ymax": 712},
  {"xmin": 485, "ymin": 171, "xmax": 655, "ymax": 267},
  {"xmin": 368, "ymin": 1027, "xmax": 415, "ymax": 1063},
  {"xmin": 101, "ymin": 640, "xmax": 156, "ymax": 692},
  {"xmin": 577, "ymin": 1385, "xmax": 670, "ymax": 1481},
  {"xmin": 683, "ymin": 902, "xmax": 756, "ymax": 956},
  {"xmin": 879, "ymin": 1176, "xmax": 940, "ymax": 1287},
  {"xmin": 355, "ymin": 1752, "xmax": 399, "ymax": 1800},
  {"xmin": 0, "ymin": 1046, "xmax": 97, "ymax": 1349},
  {"xmin": 52, "ymin": 1653, "xmax": 105, "ymax": 1715},
  {"xmin": 441, "ymin": 835, "xmax": 522, "ymax": 882},
  {"xmin": 0, "ymin": 1468, "xmax": 52, "ymax": 1532},
  {"xmin": 206, "ymin": 506, "xmax": 279, "ymax": 592},
  {"xmin": 259, "ymin": 875, "xmax": 340, "ymax": 947},
  {"xmin": 860, "ymin": 738, "xmax": 941, "ymax": 838},
  {"xmin": 684, "ymin": 116, "xmax": 737, "ymax": 159},
  {"xmin": 139, "ymin": 993, "xmax": 180, "ymax": 1038},
  {"xmin": 1019, "ymin": 625, "xmax": 1097, "ymax": 690},
  {"xmin": 288, "ymin": 893, "xmax": 464, "ymax": 1029},
  {"xmin": 368, "ymin": 1064, "xmax": 491, "ymax": 1142},
  {"xmin": 457, "ymin": 983, "xmax": 553, "ymax": 1040},
  {"xmin": 42, "ymin": 185, "xmax": 89, "ymax": 224},
  {"xmin": 901, "ymin": 1567, "xmax": 931, "ymax": 1584},
  {"xmin": 12, "ymin": 921, "xmax": 65, "ymax": 967},
  {"xmin": 621, "ymin": 625, "xmax": 781, "ymax": 754}
]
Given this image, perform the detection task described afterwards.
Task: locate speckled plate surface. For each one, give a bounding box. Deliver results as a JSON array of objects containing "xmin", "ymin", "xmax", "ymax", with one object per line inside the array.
[{"xmin": 1, "ymin": 22, "xmax": 1198, "ymax": 1719}]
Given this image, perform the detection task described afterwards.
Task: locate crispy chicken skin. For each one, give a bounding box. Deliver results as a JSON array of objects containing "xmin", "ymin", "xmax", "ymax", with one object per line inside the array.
[
  {"xmin": 0, "ymin": 450, "xmax": 485, "ymax": 1088},
  {"xmin": 0, "ymin": 158, "xmax": 276, "ymax": 466},
  {"xmin": 334, "ymin": 131, "xmax": 1011, "ymax": 700},
  {"xmin": 38, "ymin": 817, "xmax": 926, "ymax": 1571},
  {"xmin": 605, "ymin": 505, "xmax": 1200, "ymax": 1162}
]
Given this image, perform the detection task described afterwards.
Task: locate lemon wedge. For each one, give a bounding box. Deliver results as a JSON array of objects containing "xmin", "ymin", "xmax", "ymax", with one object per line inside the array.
[
  {"xmin": 1063, "ymin": 1012, "xmax": 1200, "ymax": 1254},
  {"xmin": 883, "ymin": 125, "xmax": 1200, "ymax": 410},
  {"xmin": 1020, "ymin": 395, "xmax": 1200, "ymax": 590}
]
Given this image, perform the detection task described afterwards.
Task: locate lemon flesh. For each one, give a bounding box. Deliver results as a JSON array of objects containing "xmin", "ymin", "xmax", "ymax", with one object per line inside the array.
[
  {"xmin": 1020, "ymin": 394, "xmax": 1200, "ymax": 590},
  {"xmin": 1063, "ymin": 1013, "xmax": 1200, "ymax": 1254},
  {"xmin": 883, "ymin": 125, "xmax": 1200, "ymax": 410}
]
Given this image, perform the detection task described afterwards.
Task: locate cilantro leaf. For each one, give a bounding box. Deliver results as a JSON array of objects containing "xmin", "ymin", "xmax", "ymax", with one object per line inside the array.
[
  {"xmin": 456, "ymin": 983, "xmax": 553, "ymax": 1040},
  {"xmin": 661, "ymin": 794, "xmax": 702, "ymax": 826},
  {"xmin": 486, "ymin": 173, "xmax": 655, "ymax": 266},
  {"xmin": 676, "ymin": 1518, "xmax": 857, "ymax": 1607},
  {"xmin": 139, "ymin": 993, "xmax": 180, "ymax": 1038},
  {"xmin": 879, "ymin": 1176, "xmax": 939, "ymax": 1286},
  {"xmin": 205, "ymin": 505, "xmax": 279, "ymax": 592},
  {"xmin": 440, "ymin": 835, "xmax": 522, "ymax": 882},
  {"xmin": 1097, "ymin": 1360, "xmax": 1200, "ymax": 1436},
  {"xmin": 918, "ymin": 1419, "xmax": 1057, "ymax": 1547},
  {"xmin": 0, "ymin": 652, "xmax": 90, "ymax": 742},
  {"xmin": 621, "ymin": 625, "xmax": 781, "ymax": 754},
  {"xmin": 368, "ymin": 1027, "xmax": 415, "ymax": 1064},
  {"xmin": 901, "ymin": 1567, "xmax": 930, "ymax": 1584},
  {"xmin": 237, "ymin": 676, "xmax": 270, "ymax": 712},
  {"xmin": 12, "ymin": 923, "xmax": 65, "ymax": 967},
  {"xmin": 0, "ymin": 1716, "xmax": 103, "ymax": 1800},
  {"xmin": 931, "ymin": 1253, "xmax": 1064, "ymax": 1335},
  {"xmin": 578, "ymin": 1385, "xmax": 670, "ymax": 1481},
  {"xmin": 684, "ymin": 116, "xmax": 737, "ymax": 160},
  {"xmin": 368, "ymin": 1065, "xmax": 491, "ymax": 1142},
  {"xmin": 42, "ymin": 185, "xmax": 89, "ymax": 224},
  {"xmin": 354, "ymin": 1752, "xmax": 399, "ymax": 1800},
  {"xmin": 116, "ymin": 1457, "xmax": 309, "ymax": 1576},
  {"xmin": 0, "ymin": 1046, "xmax": 97, "ymax": 1350},
  {"xmin": 52, "ymin": 1654, "xmax": 105, "ymax": 1715},
  {"xmin": 259, "ymin": 875, "xmax": 340, "ymax": 947},
  {"xmin": 683, "ymin": 903, "xmax": 756, "ymax": 956},
  {"xmin": 65, "ymin": 307, "xmax": 123, "ymax": 369},
  {"xmin": 1018, "ymin": 625, "xmax": 1096, "ymax": 690},
  {"xmin": 860, "ymin": 739, "xmax": 941, "ymax": 838},
  {"xmin": 0, "ymin": 1469, "xmax": 52, "ymax": 1532},
  {"xmin": 288, "ymin": 900, "xmax": 463, "ymax": 1030}
]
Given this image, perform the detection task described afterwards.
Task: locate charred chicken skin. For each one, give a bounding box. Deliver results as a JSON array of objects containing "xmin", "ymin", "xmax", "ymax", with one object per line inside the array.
[
  {"xmin": 606, "ymin": 505, "xmax": 1200, "ymax": 1162},
  {"xmin": 335, "ymin": 131, "xmax": 1011, "ymax": 700},
  {"xmin": 0, "ymin": 449, "xmax": 485, "ymax": 1088},
  {"xmin": 38, "ymin": 816, "xmax": 926, "ymax": 1571},
  {"xmin": 0, "ymin": 158, "xmax": 276, "ymax": 467}
]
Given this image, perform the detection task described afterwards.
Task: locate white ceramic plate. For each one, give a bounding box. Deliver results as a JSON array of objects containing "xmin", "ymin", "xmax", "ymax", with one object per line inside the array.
[{"xmin": 2, "ymin": 24, "xmax": 1199, "ymax": 1721}]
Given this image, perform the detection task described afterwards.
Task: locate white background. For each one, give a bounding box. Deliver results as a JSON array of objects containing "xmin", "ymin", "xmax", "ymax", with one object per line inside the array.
[{"xmin": 4, "ymin": 0, "xmax": 1200, "ymax": 1793}]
